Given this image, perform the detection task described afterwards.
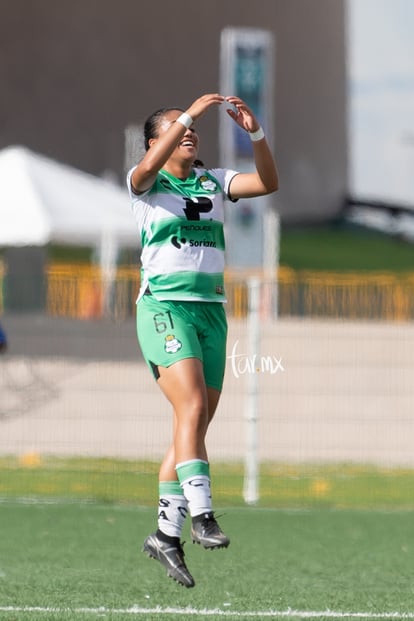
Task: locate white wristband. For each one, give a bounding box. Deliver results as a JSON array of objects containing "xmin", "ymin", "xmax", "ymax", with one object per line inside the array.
[
  {"xmin": 249, "ymin": 126, "xmax": 265, "ymax": 142},
  {"xmin": 176, "ymin": 112, "xmax": 193, "ymax": 129}
]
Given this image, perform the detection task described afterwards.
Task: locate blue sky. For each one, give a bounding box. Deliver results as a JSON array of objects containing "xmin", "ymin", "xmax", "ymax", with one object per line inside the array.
[{"xmin": 347, "ymin": 0, "xmax": 414, "ymax": 207}]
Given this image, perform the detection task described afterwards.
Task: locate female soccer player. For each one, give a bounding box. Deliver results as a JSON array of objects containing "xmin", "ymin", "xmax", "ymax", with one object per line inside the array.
[{"xmin": 127, "ymin": 93, "xmax": 278, "ymax": 587}]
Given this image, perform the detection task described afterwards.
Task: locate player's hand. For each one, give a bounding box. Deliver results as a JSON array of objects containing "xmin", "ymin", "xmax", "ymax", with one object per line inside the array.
[
  {"xmin": 224, "ymin": 96, "xmax": 261, "ymax": 133},
  {"xmin": 186, "ymin": 93, "xmax": 225, "ymax": 122}
]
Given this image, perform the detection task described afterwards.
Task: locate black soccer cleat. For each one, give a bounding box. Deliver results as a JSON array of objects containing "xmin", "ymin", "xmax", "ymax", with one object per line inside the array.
[
  {"xmin": 143, "ymin": 533, "xmax": 195, "ymax": 588},
  {"xmin": 191, "ymin": 512, "xmax": 230, "ymax": 549}
]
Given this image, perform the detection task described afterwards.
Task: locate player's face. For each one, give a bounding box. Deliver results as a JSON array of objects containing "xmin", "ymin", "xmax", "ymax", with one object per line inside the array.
[{"xmin": 158, "ymin": 110, "xmax": 199, "ymax": 163}]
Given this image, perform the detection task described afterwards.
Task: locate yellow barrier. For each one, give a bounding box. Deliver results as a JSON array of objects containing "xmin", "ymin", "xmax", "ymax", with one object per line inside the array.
[
  {"xmin": 46, "ymin": 264, "xmax": 139, "ymax": 320},
  {"xmin": 44, "ymin": 263, "xmax": 414, "ymax": 321},
  {"xmin": 47, "ymin": 264, "xmax": 102, "ymax": 319},
  {"xmin": 277, "ymin": 268, "xmax": 414, "ymax": 321}
]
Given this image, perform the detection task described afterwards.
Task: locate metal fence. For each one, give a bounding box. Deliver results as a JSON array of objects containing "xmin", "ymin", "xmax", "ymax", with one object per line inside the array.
[
  {"xmin": 1, "ymin": 262, "xmax": 414, "ymax": 321},
  {"xmin": 46, "ymin": 264, "xmax": 414, "ymax": 321}
]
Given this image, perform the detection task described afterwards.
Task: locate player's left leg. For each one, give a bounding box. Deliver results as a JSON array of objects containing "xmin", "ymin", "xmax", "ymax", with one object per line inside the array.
[
  {"xmin": 185, "ymin": 302, "xmax": 230, "ymax": 550},
  {"xmin": 156, "ymin": 357, "xmax": 230, "ymax": 549},
  {"xmin": 189, "ymin": 385, "xmax": 230, "ymax": 549},
  {"xmin": 156, "ymin": 384, "xmax": 227, "ymax": 550}
]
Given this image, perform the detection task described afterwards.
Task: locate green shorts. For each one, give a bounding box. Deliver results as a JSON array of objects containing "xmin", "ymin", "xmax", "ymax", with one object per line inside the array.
[{"xmin": 136, "ymin": 294, "xmax": 228, "ymax": 391}]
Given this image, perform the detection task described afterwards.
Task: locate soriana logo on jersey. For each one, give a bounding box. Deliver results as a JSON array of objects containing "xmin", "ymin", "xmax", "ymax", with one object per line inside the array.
[{"xmin": 171, "ymin": 235, "xmax": 217, "ymax": 249}]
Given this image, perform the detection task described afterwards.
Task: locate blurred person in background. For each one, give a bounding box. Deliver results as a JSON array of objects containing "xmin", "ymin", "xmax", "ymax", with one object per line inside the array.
[
  {"xmin": 0, "ymin": 320, "xmax": 7, "ymax": 353},
  {"xmin": 126, "ymin": 92, "xmax": 278, "ymax": 587}
]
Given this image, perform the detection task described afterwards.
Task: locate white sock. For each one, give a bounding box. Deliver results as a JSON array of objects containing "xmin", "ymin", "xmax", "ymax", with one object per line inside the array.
[
  {"xmin": 158, "ymin": 481, "xmax": 188, "ymax": 538},
  {"xmin": 176, "ymin": 459, "xmax": 212, "ymax": 517}
]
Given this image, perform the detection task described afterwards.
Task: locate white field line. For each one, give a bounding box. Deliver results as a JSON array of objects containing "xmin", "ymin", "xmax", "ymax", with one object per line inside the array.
[{"xmin": 0, "ymin": 606, "xmax": 414, "ymax": 618}]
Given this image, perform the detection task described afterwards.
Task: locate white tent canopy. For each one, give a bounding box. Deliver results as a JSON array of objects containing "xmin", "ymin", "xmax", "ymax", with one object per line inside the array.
[{"xmin": 0, "ymin": 145, "xmax": 138, "ymax": 248}]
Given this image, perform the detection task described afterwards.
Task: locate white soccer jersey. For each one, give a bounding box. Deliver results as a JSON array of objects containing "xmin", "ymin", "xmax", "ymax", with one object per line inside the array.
[{"xmin": 126, "ymin": 166, "xmax": 239, "ymax": 302}]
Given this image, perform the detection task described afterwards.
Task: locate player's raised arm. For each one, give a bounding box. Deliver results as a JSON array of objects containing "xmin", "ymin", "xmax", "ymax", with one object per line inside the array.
[{"xmin": 224, "ymin": 96, "xmax": 279, "ymax": 200}]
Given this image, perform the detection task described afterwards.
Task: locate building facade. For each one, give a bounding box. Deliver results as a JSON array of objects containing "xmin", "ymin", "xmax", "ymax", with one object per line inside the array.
[{"xmin": 0, "ymin": 0, "xmax": 347, "ymax": 223}]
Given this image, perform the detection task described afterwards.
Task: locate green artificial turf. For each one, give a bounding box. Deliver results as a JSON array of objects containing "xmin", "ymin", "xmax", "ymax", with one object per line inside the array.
[
  {"xmin": 1, "ymin": 458, "xmax": 414, "ymax": 619},
  {"xmin": 0, "ymin": 458, "xmax": 414, "ymax": 618},
  {"xmin": 0, "ymin": 503, "xmax": 413, "ymax": 620}
]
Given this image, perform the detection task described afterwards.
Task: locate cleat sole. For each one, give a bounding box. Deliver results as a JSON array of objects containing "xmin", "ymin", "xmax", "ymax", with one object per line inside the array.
[{"xmin": 191, "ymin": 539, "xmax": 230, "ymax": 550}]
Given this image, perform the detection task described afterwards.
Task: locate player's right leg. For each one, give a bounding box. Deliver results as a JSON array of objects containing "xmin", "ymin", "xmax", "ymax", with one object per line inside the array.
[
  {"xmin": 136, "ymin": 297, "xmax": 203, "ymax": 586},
  {"xmin": 136, "ymin": 297, "xmax": 228, "ymax": 587},
  {"xmin": 143, "ymin": 531, "xmax": 194, "ymax": 588},
  {"xmin": 143, "ymin": 422, "xmax": 194, "ymax": 588}
]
